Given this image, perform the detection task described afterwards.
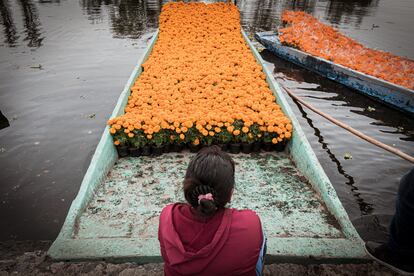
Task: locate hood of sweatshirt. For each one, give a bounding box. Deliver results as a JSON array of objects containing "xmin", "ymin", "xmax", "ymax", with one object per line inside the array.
[{"xmin": 158, "ymin": 203, "xmax": 233, "ymax": 275}]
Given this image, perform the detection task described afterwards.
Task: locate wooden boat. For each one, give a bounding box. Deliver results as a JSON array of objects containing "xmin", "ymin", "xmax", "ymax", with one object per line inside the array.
[
  {"xmin": 48, "ymin": 29, "xmax": 366, "ymax": 263},
  {"xmin": 255, "ymin": 31, "xmax": 414, "ymax": 117}
]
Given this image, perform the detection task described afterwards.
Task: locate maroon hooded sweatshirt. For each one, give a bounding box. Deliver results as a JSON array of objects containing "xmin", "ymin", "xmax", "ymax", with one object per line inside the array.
[{"xmin": 158, "ymin": 203, "xmax": 263, "ymax": 276}]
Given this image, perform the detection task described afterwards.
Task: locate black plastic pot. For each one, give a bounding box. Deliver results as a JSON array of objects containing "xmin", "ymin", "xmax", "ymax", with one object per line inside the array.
[
  {"xmin": 241, "ymin": 143, "xmax": 253, "ymax": 154},
  {"xmin": 275, "ymin": 142, "xmax": 286, "ymax": 152},
  {"xmin": 229, "ymin": 143, "xmax": 241, "ymax": 154},
  {"xmin": 152, "ymin": 146, "xmax": 163, "ymax": 156},
  {"xmin": 117, "ymin": 146, "xmax": 129, "ymax": 157},
  {"xmin": 217, "ymin": 144, "xmax": 229, "ymax": 152},
  {"xmin": 163, "ymin": 144, "xmax": 171, "ymax": 153},
  {"xmin": 188, "ymin": 144, "xmax": 201, "ymax": 153},
  {"xmin": 128, "ymin": 147, "xmax": 142, "ymax": 157},
  {"xmin": 171, "ymin": 144, "xmax": 184, "ymax": 153},
  {"xmin": 141, "ymin": 145, "xmax": 152, "ymax": 156},
  {"xmin": 262, "ymin": 142, "xmax": 273, "ymax": 152},
  {"xmin": 252, "ymin": 142, "xmax": 262, "ymax": 152}
]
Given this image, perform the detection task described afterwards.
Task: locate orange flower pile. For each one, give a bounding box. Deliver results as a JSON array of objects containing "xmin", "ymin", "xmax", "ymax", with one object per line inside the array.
[
  {"xmin": 108, "ymin": 2, "xmax": 292, "ymax": 148},
  {"xmin": 279, "ymin": 11, "xmax": 414, "ymax": 90}
]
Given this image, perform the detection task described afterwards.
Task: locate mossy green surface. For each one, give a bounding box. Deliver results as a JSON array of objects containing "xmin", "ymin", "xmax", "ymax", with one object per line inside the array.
[{"xmin": 75, "ymin": 152, "xmax": 342, "ymax": 240}]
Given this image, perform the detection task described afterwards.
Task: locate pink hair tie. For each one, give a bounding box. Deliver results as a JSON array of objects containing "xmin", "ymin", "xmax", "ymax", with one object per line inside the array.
[{"xmin": 198, "ymin": 193, "xmax": 214, "ymax": 204}]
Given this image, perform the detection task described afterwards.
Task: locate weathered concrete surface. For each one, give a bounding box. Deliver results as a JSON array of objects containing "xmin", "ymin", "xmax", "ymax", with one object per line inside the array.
[{"xmin": 0, "ymin": 245, "xmax": 396, "ymax": 276}]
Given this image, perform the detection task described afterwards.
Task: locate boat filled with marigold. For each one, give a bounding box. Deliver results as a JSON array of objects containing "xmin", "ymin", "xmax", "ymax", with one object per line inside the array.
[
  {"xmin": 49, "ymin": 3, "xmax": 366, "ymax": 263},
  {"xmin": 108, "ymin": 2, "xmax": 292, "ymax": 157},
  {"xmin": 279, "ymin": 11, "xmax": 414, "ymax": 90}
]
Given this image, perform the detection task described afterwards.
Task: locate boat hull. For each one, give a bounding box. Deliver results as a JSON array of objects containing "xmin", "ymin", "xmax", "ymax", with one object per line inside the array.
[
  {"xmin": 48, "ymin": 29, "xmax": 366, "ymax": 263},
  {"xmin": 255, "ymin": 31, "xmax": 414, "ymax": 117}
]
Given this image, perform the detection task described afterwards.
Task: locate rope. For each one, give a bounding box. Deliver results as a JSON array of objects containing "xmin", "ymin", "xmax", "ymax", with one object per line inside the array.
[{"xmin": 282, "ymin": 86, "xmax": 414, "ymax": 164}]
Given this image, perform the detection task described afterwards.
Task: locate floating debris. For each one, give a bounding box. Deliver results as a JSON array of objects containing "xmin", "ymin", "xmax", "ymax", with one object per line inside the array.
[
  {"xmin": 29, "ymin": 64, "xmax": 42, "ymax": 69},
  {"xmin": 344, "ymin": 153, "xmax": 353, "ymax": 160}
]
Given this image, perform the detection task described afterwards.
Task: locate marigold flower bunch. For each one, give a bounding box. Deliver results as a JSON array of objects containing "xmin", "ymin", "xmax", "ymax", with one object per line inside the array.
[
  {"xmin": 108, "ymin": 2, "xmax": 292, "ymax": 149},
  {"xmin": 279, "ymin": 11, "xmax": 414, "ymax": 90}
]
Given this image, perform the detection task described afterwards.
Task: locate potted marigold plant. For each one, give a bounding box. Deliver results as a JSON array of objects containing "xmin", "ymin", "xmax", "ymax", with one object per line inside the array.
[
  {"xmin": 128, "ymin": 130, "xmax": 146, "ymax": 157},
  {"xmin": 171, "ymin": 134, "xmax": 185, "ymax": 153},
  {"xmin": 217, "ymin": 127, "xmax": 232, "ymax": 152},
  {"xmin": 152, "ymin": 130, "xmax": 168, "ymax": 156},
  {"xmin": 228, "ymin": 120, "xmax": 243, "ymax": 154},
  {"xmin": 205, "ymin": 129, "xmax": 216, "ymax": 147},
  {"xmin": 262, "ymin": 131, "xmax": 275, "ymax": 152},
  {"xmin": 141, "ymin": 134, "xmax": 152, "ymax": 156},
  {"xmin": 187, "ymin": 127, "xmax": 202, "ymax": 153},
  {"xmin": 240, "ymin": 125, "xmax": 255, "ymax": 154},
  {"xmin": 250, "ymin": 124, "xmax": 262, "ymax": 152},
  {"xmin": 113, "ymin": 130, "xmax": 129, "ymax": 157}
]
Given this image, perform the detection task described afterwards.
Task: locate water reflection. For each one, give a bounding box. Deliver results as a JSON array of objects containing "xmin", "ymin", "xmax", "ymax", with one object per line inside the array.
[
  {"xmin": 0, "ymin": 0, "xmax": 43, "ymax": 47},
  {"xmin": 270, "ymin": 51, "xmax": 414, "ymax": 140},
  {"xmin": 18, "ymin": 0, "xmax": 43, "ymax": 47},
  {"xmin": 0, "ymin": 0, "xmax": 18, "ymax": 47},
  {"xmin": 291, "ymin": 97, "xmax": 374, "ymax": 215},
  {"xmin": 109, "ymin": 0, "xmax": 160, "ymax": 39},
  {"xmin": 77, "ymin": 0, "xmax": 380, "ymax": 40},
  {"xmin": 266, "ymin": 51, "xmax": 377, "ymax": 215},
  {"xmin": 0, "ymin": 0, "xmax": 386, "ymax": 48},
  {"xmin": 81, "ymin": 0, "xmax": 162, "ymax": 39},
  {"xmin": 324, "ymin": 0, "xmax": 379, "ymax": 26},
  {"xmin": 38, "ymin": 0, "xmax": 60, "ymax": 3}
]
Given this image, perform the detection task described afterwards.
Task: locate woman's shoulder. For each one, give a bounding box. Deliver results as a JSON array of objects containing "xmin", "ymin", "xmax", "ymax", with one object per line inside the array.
[
  {"xmin": 227, "ymin": 208, "xmax": 263, "ymax": 249},
  {"xmin": 160, "ymin": 203, "xmax": 189, "ymax": 219},
  {"xmin": 229, "ymin": 208, "xmax": 262, "ymax": 229},
  {"xmin": 231, "ymin": 208, "xmax": 261, "ymax": 219}
]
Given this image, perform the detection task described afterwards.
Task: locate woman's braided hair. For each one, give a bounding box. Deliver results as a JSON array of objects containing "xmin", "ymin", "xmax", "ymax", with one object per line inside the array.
[{"xmin": 183, "ymin": 146, "xmax": 235, "ymax": 216}]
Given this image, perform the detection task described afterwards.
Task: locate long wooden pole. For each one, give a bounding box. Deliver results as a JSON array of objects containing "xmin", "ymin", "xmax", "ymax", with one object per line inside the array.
[{"xmin": 282, "ymin": 86, "xmax": 414, "ymax": 164}]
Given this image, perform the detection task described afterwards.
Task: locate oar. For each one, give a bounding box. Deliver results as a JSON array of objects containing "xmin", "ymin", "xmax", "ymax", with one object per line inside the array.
[{"xmin": 281, "ymin": 85, "xmax": 414, "ymax": 164}]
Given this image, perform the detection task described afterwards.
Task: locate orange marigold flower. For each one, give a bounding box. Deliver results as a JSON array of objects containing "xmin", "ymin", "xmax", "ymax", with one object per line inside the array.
[{"xmin": 107, "ymin": 3, "xmax": 293, "ymax": 148}]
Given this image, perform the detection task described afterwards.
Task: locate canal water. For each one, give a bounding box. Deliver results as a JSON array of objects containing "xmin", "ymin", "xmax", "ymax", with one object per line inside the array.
[{"xmin": 0, "ymin": 0, "xmax": 413, "ymax": 240}]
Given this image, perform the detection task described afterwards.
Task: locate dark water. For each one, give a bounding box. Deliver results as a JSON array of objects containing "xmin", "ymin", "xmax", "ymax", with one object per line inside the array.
[{"xmin": 0, "ymin": 0, "xmax": 413, "ymax": 240}]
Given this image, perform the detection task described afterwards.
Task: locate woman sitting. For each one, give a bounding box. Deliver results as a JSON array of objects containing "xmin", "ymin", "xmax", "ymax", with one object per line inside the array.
[{"xmin": 158, "ymin": 146, "xmax": 266, "ymax": 276}]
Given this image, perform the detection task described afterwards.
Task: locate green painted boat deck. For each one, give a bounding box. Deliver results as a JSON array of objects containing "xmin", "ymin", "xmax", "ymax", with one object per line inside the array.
[
  {"xmin": 76, "ymin": 153, "xmax": 342, "ymax": 241},
  {"xmin": 48, "ymin": 29, "xmax": 367, "ymax": 263}
]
